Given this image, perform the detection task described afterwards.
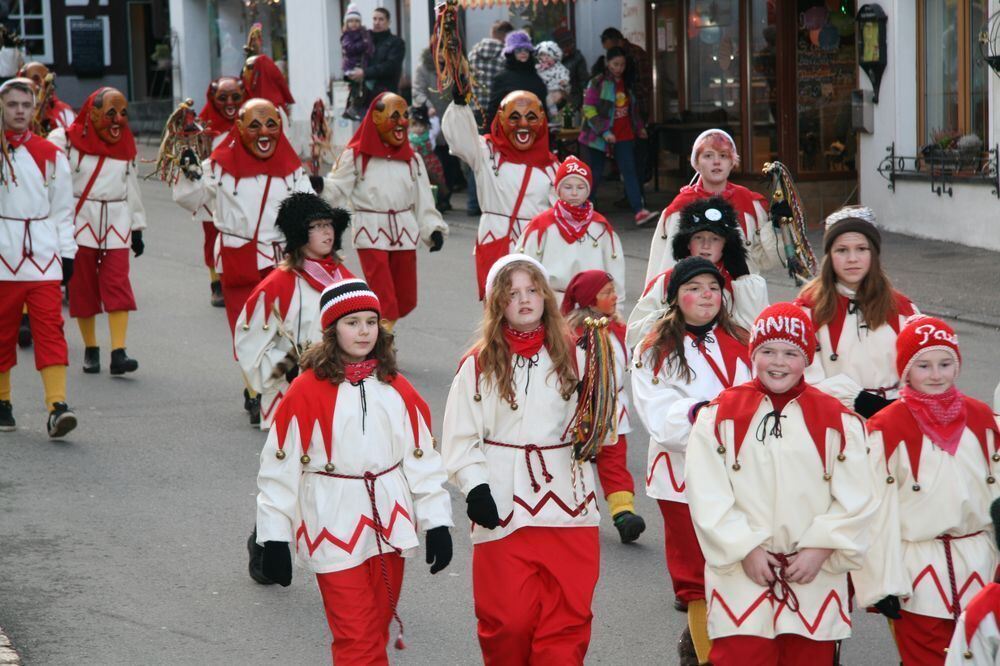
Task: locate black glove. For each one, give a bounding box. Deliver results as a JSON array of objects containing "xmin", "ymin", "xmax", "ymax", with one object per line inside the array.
[
  {"xmin": 285, "ymin": 364, "xmax": 300, "ymax": 384},
  {"xmin": 873, "ymin": 595, "xmax": 902, "ymax": 620},
  {"xmin": 261, "ymin": 541, "xmax": 292, "ymax": 587},
  {"xmin": 179, "ymin": 148, "xmax": 202, "ymax": 181},
  {"xmin": 854, "ymin": 391, "xmax": 894, "ymax": 418},
  {"xmin": 451, "ymin": 83, "xmax": 468, "ymax": 106},
  {"xmin": 61, "ymin": 257, "xmax": 74, "ymax": 286},
  {"xmin": 722, "ymin": 250, "xmax": 750, "ymax": 280},
  {"xmin": 425, "ymin": 525, "xmax": 453, "ymax": 574},
  {"xmin": 131, "ymin": 230, "xmax": 144, "ymax": 257},
  {"xmin": 466, "ymin": 483, "xmax": 500, "ymax": 529},
  {"xmin": 429, "ymin": 230, "xmax": 445, "ymax": 252},
  {"xmin": 769, "ymin": 198, "xmax": 793, "ymax": 229},
  {"xmin": 308, "ymin": 175, "xmax": 325, "ymax": 195}
]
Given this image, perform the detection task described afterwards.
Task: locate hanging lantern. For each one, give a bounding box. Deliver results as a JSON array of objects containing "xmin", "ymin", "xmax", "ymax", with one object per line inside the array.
[
  {"xmin": 979, "ymin": 11, "xmax": 1000, "ymax": 76},
  {"xmin": 856, "ymin": 4, "xmax": 887, "ymax": 103}
]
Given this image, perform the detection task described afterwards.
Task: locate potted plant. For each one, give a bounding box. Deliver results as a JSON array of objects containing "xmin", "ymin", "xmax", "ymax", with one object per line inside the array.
[
  {"xmin": 920, "ymin": 129, "xmax": 961, "ymax": 172},
  {"xmin": 151, "ymin": 42, "xmax": 171, "ymax": 70},
  {"xmin": 956, "ymin": 133, "xmax": 983, "ymax": 173}
]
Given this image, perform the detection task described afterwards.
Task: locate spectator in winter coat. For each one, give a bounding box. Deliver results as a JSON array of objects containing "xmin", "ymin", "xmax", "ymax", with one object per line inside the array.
[
  {"xmin": 554, "ymin": 28, "xmax": 589, "ymax": 114},
  {"xmin": 486, "ymin": 30, "xmax": 549, "ymax": 129},
  {"xmin": 347, "ymin": 7, "xmax": 405, "ymax": 96}
]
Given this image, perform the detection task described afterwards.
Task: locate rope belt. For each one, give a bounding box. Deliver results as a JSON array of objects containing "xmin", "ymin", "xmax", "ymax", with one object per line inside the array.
[
  {"xmin": 354, "ymin": 206, "xmax": 414, "ymax": 247},
  {"xmin": 767, "ymin": 552, "xmax": 801, "ymax": 613},
  {"xmin": 483, "ymin": 439, "xmax": 571, "ymax": 492},
  {"xmin": 77, "ymin": 197, "xmax": 127, "ymax": 257},
  {"xmin": 937, "ymin": 531, "xmax": 984, "ymax": 619},
  {"xmin": 0, "ymin": 214, "xmax": 45, "ymax": 258}
]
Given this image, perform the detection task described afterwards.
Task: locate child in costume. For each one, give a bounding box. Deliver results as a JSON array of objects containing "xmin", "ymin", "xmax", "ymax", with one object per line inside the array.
[
  {"xmin": 685, "ymin": 302, "xmax": 879, "ymax": 664},
  {"xmin": 855, "ymin": 316, "xmax": 1000, "ymax": 665},
  {"xmin": 441, "ymin": 254, "xmax": 601, "ymax": 664},
  {"xmin": 631, "ymin": 257, "xmax": 754, "ymax": 664},
  {"xmin": 534, "ymin": 41, "xmax": 570, "ymax": 121},
  {"xmin": 47, "ymin": 87, "xmax": 146, "ymax": 376},
  {"xmin": 561, "ymin": 269, "xmax": 645, "ymax": 543},
  {"xmin": 255, "ymin": 278, "xmax": 453, "ymax": 662},
  {"xmin": 235, "ymin": 193, "xmax": 353, "ymax": 430},
  {"xmin": 796, "ymin": 206, "xmax": 918, "ymax": 417},
  {"xmin": 945, "ymin": 498, "xmax": 1000, "ymax": 665},
  {"xmin": 340, "ymin": 3, "xmax": 374, "ymax": 120},
  {"xmin": 645, "ymin": 129, "xmax": 780, "ymax": 285},
  {"xmin": 627, "ymin": 196, "xmax": 768, "ymax": 350},
  {"xmin": 517, "ymin": 155, "xmax": 624, "ymax": 298}
]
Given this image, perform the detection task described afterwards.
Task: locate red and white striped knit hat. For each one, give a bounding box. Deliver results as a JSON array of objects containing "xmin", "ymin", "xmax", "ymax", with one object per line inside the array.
[
  {"xmin": 895, "ymin": 315, "xmax": 961, "ymax": 381},
  {"xmin": 749, "ymin": 302, "xmax": 817, "ymax": 364},
  {"xmin": 555, "ymin": 155, "xmax": 592, "ymax": 191},
  {"xmin": 319, "ymin": 278, "xmax": 381, "ymax": 330}
]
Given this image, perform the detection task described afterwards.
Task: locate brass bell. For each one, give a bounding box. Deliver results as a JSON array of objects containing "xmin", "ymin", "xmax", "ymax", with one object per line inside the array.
[
  {"xmin": 473, "ymin": 393, "xmax": 482, "ymax": 402},
  {"xmin": 275, "ymin": 450, "xmax": 286, "ymax": 460},
  {"xmin": 536, "ymin": 249, "xmax": 542, "ymax": 257},
  {"xmin": 562, "ymin": 393, "xmax": 572, "ymax": 401},
  {"xmin": 431, "ymin": 437, "xmax": 438, "ymax": 447},
  {"xmin": 325, "ymin": 462, "xmax": 335, "ymax": 473},
  {"xmin": 612, "ymin": 253, "xmax": 618, "ymax": 259},
  {"xmin": 989, "ymin": 476, "xmax": 997, "ymax": 485},
  {"xmin": 732, "ymin": 462, "xmax": 741, "ymax": 471},
  {"xmin": 262, "ymin": 324, "xmax": 269, "ymax": 331},
  {"xmin": 823, "ymin": 472, "xmax": 832, "ymax": 481},
  {"xmin": 242, "ymin": 324, "xmax": 251, "ymax": 331},
  {"xmin": 965, "ymin": 651, "xmax": 973, "ymax": 659},
  {"xmin": 651, "ymin": 377, "xmax": 659, "ymax": 385},
  {"xmin": 830, "ymin": 353, "xmax": 839, "ymax": 362},
  {"xmin": 993, "ymin": 453, "xmax": 1000, "ymax": 462},
  {"xmin": 837, "ymin": 453, "xmax": 846, "ymax": 462},
  {"xmin": 414, "ymin": 449, "xmax": 424, "ymax": 458},
  {"xmin": 716, "ymin": 446, "xmax": 726, "ymax": 455},
  {"xmin": 912, "ymin": 484, "xmax": 921, "ymax": 492},
  {"xmin": 886, "ymin": 475, "xmax": 895, "ymax": 484},
  {"xmin": 592, "ymin": 241, "xmax": 599, "ymax": 248},
  {"xmin": 635, "ymin": 361, "xmax": 643, "ymax": 369},
  {"xmin": 300, "ymin": 454, "xmax": 311, "ymax": 465},
  {"xmin": 511, "ymin": 402, "xmax": 518, "ymax": 410}
]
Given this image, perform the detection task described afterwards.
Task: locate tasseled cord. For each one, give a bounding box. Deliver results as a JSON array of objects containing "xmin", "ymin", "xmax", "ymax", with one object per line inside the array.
[{"xmin": 566, "ymin": 317, "xmax": 618, "ymax": 460}]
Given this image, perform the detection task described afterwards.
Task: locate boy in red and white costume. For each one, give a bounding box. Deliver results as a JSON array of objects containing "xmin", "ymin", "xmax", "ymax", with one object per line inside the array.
[
  {"xmin": 645, "ymin": 129, "xmax": 779, "ymax": 285},
  {"xmin": 48, "ymin": 87, "xmax": 146, "ymax": 376},
  {"xmin": 0, "ymin": 78, "xmax": 77, "ymax": 437},
  {"xmin": 518, "ymin": 156, "xmax": 624, "ymax": 298},
  {"xmin": 854, "ymin": 316, "xmax": 1000, "ymax": 665},
  {"xmin": 561, "ymin": 269, "xmax": 645, "ymax": 543},
  {"xmin": 685, "ymin": 302, "xmax": 879, "ymax": 664},
  {"xmin": 256, "ymin": 278, "xmax": 453, "ymax": 662},
  {"xmin": 441, "ymin": 254, "xmax": 601, "ymax": 664},
  {"xmin": 443, "ymin": 90, "xmax": 557, "ymax": 299},
  {"xmin": 323, "ymin": 92, "xmax": 447, "ymax": 329},
  {"xmin": 628, "ymin": 196, "xmax": 768, "ymax": 350},
  {"xmin": 946, "ymin": 499, "xmax": 1000, "ymax": 665},
  {"xmin": 17, "ymin": 62, "xmax": 76, "ymax": 132}
]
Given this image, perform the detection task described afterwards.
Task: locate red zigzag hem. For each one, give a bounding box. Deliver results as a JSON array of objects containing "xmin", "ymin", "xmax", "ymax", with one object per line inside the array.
[
  {"xmin": 296, "ymin": 502, "xmax": 412, "ymax": 555},
  {"xmin": 646, "ymin": 452, "xmax": 686, "ymax": 493}
]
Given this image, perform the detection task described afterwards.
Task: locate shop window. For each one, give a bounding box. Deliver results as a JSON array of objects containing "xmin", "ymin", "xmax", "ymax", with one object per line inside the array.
[
  {"xmin": 795, "ymin": 0, "xmax": 856, "ymax": 174},
  {"xmin": 7, "ymin": 0, "xmax": 53, "ymax": 63},
  {"xmin": 918, "ymin": 0, "xmax": 989, "ymax": 149},
  {"xmin": 507, "ymin": 2, "xmax": 571, "ymax": 44},
  {"xmin": 749, "ymin": 0, "xmax": 778, "ymax": 172},
  {"xmin": 685, "ymin": 0, "xmax": 741, "ymax": 153}
]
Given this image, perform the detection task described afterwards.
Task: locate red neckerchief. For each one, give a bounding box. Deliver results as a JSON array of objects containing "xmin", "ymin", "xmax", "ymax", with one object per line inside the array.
[
  {"xmin": 209, "ymin": 124, "xmax": 301, "ymax": 180},
  {"xmin": 664, "ymin": 181, "xmax": 767, "ymax": 237},
  {"xmin": 344, "ymin": 92, "xmax": 415, "ymax": 177},
  {"xmin": 686, "ymin": 325, "xmax": 748, "ymax": 389},
  {"xmin": 794, "ymin": 290, "xmax": 915, "ymax": 359},
  {"xmin": 524, "ymin": 207, "xmax": 616, "ymax": 256},
  {"xmin": 246, "ymin": 55, "xmax": 294, "ymax": 110},
  {"xmin": 65, "ymin": 88, "xmax": 137, "ymax": 161},
  {"xmin": 899, "ymin": 385, "xmax": 967, "ymax": 455},
  {"xmin": 297, "ymin": 257, "xmax": 349, "ymax": 292},
  {"xmin": 4, "ymin": 130, "xmax": 60, "ymax": 178},
  {"xmin": 552, "ymin": 199, "xmax": 594, "ymax": 243},
  {"xmin": 45, "ymin": 98, "xmax": 74, "ymax": 129},
  {"xmin": 503, "ymin": 323, "xmax": 546, "ymax": 358},
  {"xmin": 344, "ymin": 359, "xmax": 379, "ymax": 383},
  {"xmin": 485, "ymin": 108, "xmax": 557, "ymax": 171},
  {"xmin": 198, "ymin": 85, "xmax": 236, "ymax": 137}
]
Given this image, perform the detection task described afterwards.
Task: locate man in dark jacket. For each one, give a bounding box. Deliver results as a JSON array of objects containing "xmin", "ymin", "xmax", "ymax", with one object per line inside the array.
[
  {"xmin": 347, "ymin": 7, "xmax": 405, "ymax": 96},
  {"xmin": 485, "ymin": 30, "xmax": 548, "ymax": 128},
  {"xmin": 554, "ymin": 28, "xmax": 589, "ymax": 113}
]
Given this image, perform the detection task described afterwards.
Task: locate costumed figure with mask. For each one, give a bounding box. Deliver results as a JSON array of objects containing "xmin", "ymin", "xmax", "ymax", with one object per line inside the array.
[
  {"xmin": 18, "ymin": 62, "xmax": 76, "ymax": 133},
  {"xmin": 47, "ymin": 87, "xmax": 147, "ymax": 377},
  {"xmin": 242, "ymin": 53, "xmax": 294, "ymax": 135},
  {"xmin": 173, "ymin": 97, "xmax": 313, "ymax": 424},
  {"xmin": 323, "ymin": 93, "xmax": 447, "ymax": 330},
  {"xmin": 0, "ymin": 77, "xmax": 78, "ymax": 438},
  {"xmin": 442, "ymin": 88, "xmax": 557, "ymax": 300}
]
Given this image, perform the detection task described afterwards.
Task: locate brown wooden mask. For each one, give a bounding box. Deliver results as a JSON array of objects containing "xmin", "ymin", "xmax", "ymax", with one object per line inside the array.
[
  {"xmin": 211, "ymin": 77, "xmax": 245, "ymax": 120},
  {"xmin": 497, "ymin": 91, "xmax": 544, "ymax": 151},
  {"xmin": 371, "ymin": 93, "xmax": 410, "ymax": 147},
  {"xmin": 89, "ymin": 88, "xmax": 129, "ymax": 144},
  {"xmin": 236, "ymin": 98, "xmax": 281, "ymax": 159}
]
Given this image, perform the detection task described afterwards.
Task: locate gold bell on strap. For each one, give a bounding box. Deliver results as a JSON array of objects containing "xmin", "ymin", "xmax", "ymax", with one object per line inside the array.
[
  {"xmin": 414, "ymin": 448, "xmax": 424, "ymax": 459},
  {"xmin": 300, "ymin": 454, "xmax": 311, "ymax": 465},
  {"xmin": 275, "ymin": 449, "xmax": 286, "ymax": 460},
  {"xmin": 325, "ymin": 462, "xmax": 335, "ymax": 473}
]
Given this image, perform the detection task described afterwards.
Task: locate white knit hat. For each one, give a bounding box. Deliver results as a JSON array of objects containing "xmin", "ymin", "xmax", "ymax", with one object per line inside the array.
[
  {"xmin": 689, "ymin": 129, "xmax": 738, "ymax": 169},
  {"xmin": 535, "ymin": 41, "xmax": 563, "ymax": 61},
  {"xmin": 484, "ymin": 253, "xmax": 549, "ymax": 297},
  {"xmin": 343, "ymin": 3, "xmax": 362, "ymax": 24}
]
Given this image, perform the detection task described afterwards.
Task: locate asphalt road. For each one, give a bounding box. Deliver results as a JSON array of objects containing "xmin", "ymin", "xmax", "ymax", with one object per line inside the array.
[{"xmin": 2, "ymin": 172, "xmax": 998, "ymax": 665}]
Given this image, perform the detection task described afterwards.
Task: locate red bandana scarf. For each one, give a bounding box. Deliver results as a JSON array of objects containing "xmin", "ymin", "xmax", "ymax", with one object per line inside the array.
[
  {"xmin": 4, "ymin": 130, "xmax": 60, "ymax": 178},
  {"xmin": 344, "ymin": 92, "xmax": 415, "ymax": 176},
  {"xmin": 503, "ymin": 323, "xmax": 546, "ymax": 358},
  {"xmin": 344, "ymin": 359, "xmax": 378, "ymax": 383},
  {"xmin": 552, "ymin": 199, "xmax": 594, "ymax": 243},
  {"xmin": 209, "ymin": 124, "xmax": 302, "ymax": 180},
  {"xmin": 900, "ymin": 385, "xmax": 967, "ymax": 455},
  {"xmin": 65, "ymin": 88, "xmax": 137, "ymax": 161}
]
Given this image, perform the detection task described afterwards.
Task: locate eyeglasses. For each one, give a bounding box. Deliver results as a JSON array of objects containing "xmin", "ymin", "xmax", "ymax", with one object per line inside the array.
[{"xmin": 308, "ymin": 221, "xmax": 334, "ymax": 233}]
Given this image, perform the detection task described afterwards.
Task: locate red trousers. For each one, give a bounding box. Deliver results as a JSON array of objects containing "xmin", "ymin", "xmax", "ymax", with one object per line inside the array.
[
  {"xmin": 894, "ymin": 610, "xmax": 954, "ymax": 665},
  {"xmin": 657, "ymin": 499, "xmax": 706, "ymax": 603},
  {"xmin": 710, "ymin": 634, "xmax": 837, "ymax": 665},
  {"xmin": 595, "ymin": 434, "xmax": 635, "ymax": 497},
  {"xmin": 0, "ymin": 281, "xmax": 67, "ymax": 372},
  {"xmin": 356, "ymin": 249, "xmax": 417, "ymax": 322},
  {"xmin": 315, "ymin": 553, "xmax": 404, "ymax": 666},
  {"xmin": 68, "ymin": 247, "xmax": 136, "ymax": 318},
  {"xmin": 221, "ymin": 266, "xmax": 273, "ymax": 336},
  {"xmin": 472, "ymin": 526, "xmax": 599, "ymax": 666},
  {"xmin": 201, "ymin": 221, "xmax": 218, "ymax": 269}
]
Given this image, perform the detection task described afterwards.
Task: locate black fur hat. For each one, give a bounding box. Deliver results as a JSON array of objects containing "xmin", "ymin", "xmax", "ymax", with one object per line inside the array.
[
  {"xmin": 275, "ymin": 192, "xmax": 350, "ymax": 254},
  {"xmin": 671, "ymin": 196, "xmax": 747, "ymax": 267}
]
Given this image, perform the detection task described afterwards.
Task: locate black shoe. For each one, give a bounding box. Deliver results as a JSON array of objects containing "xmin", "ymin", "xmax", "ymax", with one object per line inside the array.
[
  {"xmin": 677, "ymin": 627, "xmax": 699, "ymax": 666},
  {"xmin": 248, "ymin": 395, "xmax": 261, "ymax": 426},
  {"xmin": 210, "ymin": 280, "xmax": 225, "ymax": 308},
  {"xmin": 243, "ymin": 388, "xmax": 252, "ymax": 413},
  {"xmin": 247, "ymin": 530, "xmax": 275, "ymax": 585},
  {"xmin": 46, "ymin": 402, "xmax": 77, "ymax": 438},
  {"xmin": 612, "ymin": 510, "xmax": 646, "ymax": 544},
  {"xmin": 673, "ymin": 597, "xmax": 688, "ymax": 613},
  {"xmin": 466, "ymin": 206, "xmax": 481, "ymax": 217},
  {"xmin": 83, "ymin": 346, "xmax": 100, "ymax": 374},
  {"xmin": 109, "ymin": 348, "xmax": 138, "ymax": 375},
  {"xmin": 0, "ymin": 400, "xmax": 15, "ymax": 431},
  {"xmin": 17, "ymin": 313, "xmax": 32, "ymax": 348}
]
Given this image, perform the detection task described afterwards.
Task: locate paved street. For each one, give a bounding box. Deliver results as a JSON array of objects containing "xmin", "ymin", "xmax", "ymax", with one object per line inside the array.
[{"xmin": 1, "ymin": 165, "xmax": 998, "ymax": 665}]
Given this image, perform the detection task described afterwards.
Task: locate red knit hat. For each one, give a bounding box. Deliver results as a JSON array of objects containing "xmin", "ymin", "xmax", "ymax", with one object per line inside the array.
[
  {"xmin": 319, "ymin": 278, "xmax": 381, "ymax": 330},
  {"xmin": 560, "ymin": 270, "xmax": 612, "ymax": 315},
  {"xmin": 749, "ymin": 302, "xmax": 816, "ymax": 363},
  {"xmin": 895, "ymin": 315, "xmax": 961, "ymax": 381},
  {"xmin": 555, "ymin": 156, "xmax": 592, "ymax": 191}
]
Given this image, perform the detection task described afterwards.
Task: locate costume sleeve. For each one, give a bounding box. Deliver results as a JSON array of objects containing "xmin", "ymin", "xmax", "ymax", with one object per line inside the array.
[
  {"xmin": 171, "ymin": 158, "xmax": 214, "ymax": 214},
  {"xmin": 412, "ymin": 153, "xmax": 448, "ymax": 243},
  {"xmin": 796, "ymin": 415, "xmax": 880, "ymax": 573},
  {"xmin": 293, "ymin": 168, "xmax": 316, "ymax": 194},
  {"xmin": 749, "ymin": 199, "xmax": 782, "ymax": 271},
  {"xmin": 440, "ymin": 356, "xmax": 491, "ymax": 495},
  {"xmin": 729, "ymin": 274, "xmax": 769, "ymax": 331},
  {"xmin": 646, "ymin": 210, "xmax": 679, "ymax": 284},
  {"xmin": 442, "ymin": 103, "xmax": 483, "ymax": 171},
  {"xmin": 850, "ymin": 428, "xmax": 911, "ymax": 606},
  {"xmin": 50, "ymin": 151, "xmax": 77, "ymax": 259},
  {"xmin": 631, "ymin": 352, "xmax": 700, "ymax": 453},
  {"xmin": 606, "ymin": 230, "xmax": 626, "ymax": 299},
  {"xmin": 234, "ymin": 291, "xmax": 293, "ymax": 395},
  {"xmin": 256, "ymin": 416, "xmax": 303, "ymax": 544},
  {"xmin": 322, "ymin": 148, "xmax": 358, "ymax": 208},
  {"xmin": 400, "ymin": 402, "xmax": 455, "ymax": 532},
  {"xmin": 685, "ymin": 404, "xmax": 770, "ymax": 566},
  {"xmin": 45, "ymin": 127, "xmax": 68, "ymax": 152},
  {"xmin": 126, "ymin": 163, "xmax": 147, "ymax": 231},
  {"xmin": 625, "ymin": 278, "xmax": 664, "ymax": 351}
]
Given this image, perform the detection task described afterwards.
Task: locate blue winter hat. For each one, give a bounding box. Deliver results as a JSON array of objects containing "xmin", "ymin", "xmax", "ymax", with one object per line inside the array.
[{"xmin": 503, "ymin": 30, "xmax": 533, "ymax": 55}]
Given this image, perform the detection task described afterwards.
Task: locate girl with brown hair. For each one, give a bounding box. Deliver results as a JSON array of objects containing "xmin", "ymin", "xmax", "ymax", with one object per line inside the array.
[
  {"xmin": 440, "ymin": 253, "xmax": 601, "ymax": 665},
  {"xmin": 795, "ymin": 207, "xmax": 918, "ymax": 418}
]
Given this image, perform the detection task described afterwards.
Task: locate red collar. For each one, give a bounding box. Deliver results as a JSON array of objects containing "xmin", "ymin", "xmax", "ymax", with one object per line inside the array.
[
  {"xmin": 4, "ymin": 130, "xmax": 60, "ymax": 178},
  {"xmin": 65, "ymin": 88, "xmax": 137, "ymax": 161},
  {"xmin": 664, "ymin": 181, "xmax": 766, "ymax": 236},
  {"xmin": 344, "ymin": 92, "xmax": 415, "ymax": 176},
  {"xmin": 503, "ymin": 323, "xmax": 546, "ymax": 358},
  {"xmin": 752, "ymin": 377, "xmax": 806, "ymax": 414},
  {"xmin": 246, "ymin": 55, "xmax": 294, "ymax": 110},
  {"xmin": 209, "ymin": 125, "xmax": 301, "ymax": 180}
]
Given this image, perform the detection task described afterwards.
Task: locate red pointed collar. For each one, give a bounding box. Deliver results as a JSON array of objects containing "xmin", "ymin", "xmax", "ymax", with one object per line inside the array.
[
  {"xmin": 344, "ymin": 92, "xmax": 415, "ymax": 176},
  {"xmin": 209, "ymin": 124, "xmax": 301, "ymax": 180},
  {"xmin": 4, "ymin": 130, "xmax": 60, "ymax": 179},
  {"xmin": 65, "ymin": 88, "xmax": 137, "ymax": 161}
]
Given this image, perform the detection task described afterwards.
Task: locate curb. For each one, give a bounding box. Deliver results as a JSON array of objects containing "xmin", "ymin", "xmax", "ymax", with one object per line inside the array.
[{"xmin": 0, "ymin": 627, "xmax": 20, "ymax": 665}]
